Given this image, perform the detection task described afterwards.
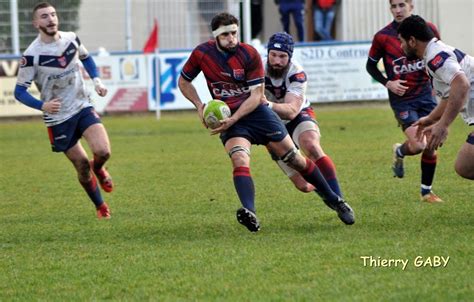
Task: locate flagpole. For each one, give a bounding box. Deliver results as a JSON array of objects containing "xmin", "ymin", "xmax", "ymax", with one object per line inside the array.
[
  {"xmin": 125, "ymin": 0, "xmax": 132, "ymax": 51},
  {"xmin": 154, "ymin": 20, "xmax": 161, "ymax": 120},
  {"xmin": 154, "ymin": 48, "xmax": 161, "ymax": 120}
]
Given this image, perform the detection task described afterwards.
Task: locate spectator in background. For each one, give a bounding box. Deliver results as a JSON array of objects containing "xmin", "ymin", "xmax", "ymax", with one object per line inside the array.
[
  {"xmin": 313, "ymin": 0, "xmax": 338, "ymax": 41},
  {"xmin": 275, "ymin": 0, "xmax": 305, "ymax": 42},
  {"xmin": 251, "ymin": 0, "xmax": 263, "ymax": 39}
]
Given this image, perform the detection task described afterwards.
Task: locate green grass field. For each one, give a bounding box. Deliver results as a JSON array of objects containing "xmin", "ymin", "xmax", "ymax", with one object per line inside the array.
[{"xmin": 0, "ymin": 105, "xmax": 472, "ymax": 301}]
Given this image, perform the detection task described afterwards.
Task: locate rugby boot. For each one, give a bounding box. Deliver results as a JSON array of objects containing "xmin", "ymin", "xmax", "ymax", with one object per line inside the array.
[
  {"xmin": 392, "ymin": 143, "xmax": 404, "ymax": 178},
  {"xmin": 90, "ymin": 160, "xmax": 114, "ymax": 193},
  {"xmin": 236, "ymin": 207, "xmax": 260, "ymax": 232},
  {"xmin": 96, "ymin": 202, "xmax": 111, "ymax": 219},
  {"xmin": 421, "ymin": 192, "xmax": 443, "ymax": 203},
  {"xmin": 333, "ymin": 198, "xmax": 355, "ymax": 225}
]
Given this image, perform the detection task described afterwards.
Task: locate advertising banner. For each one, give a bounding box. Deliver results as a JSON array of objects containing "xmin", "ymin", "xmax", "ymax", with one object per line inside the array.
[
  {"xmin": 148, "ymin": 51, "xmax": 211, "ymax": 111},
  {"xmin": 84, "ymin": 54, "xmax": 149, "ymax": 113},
  {"xmin": 149, "ymin": 43, "xmax": 387, "ymax": 111},
  {"xmin": 0, "ymin": 59, "xmax": 42, "ymax": 117},
  {"xmin": 293, "ymin": 43, "xmax": 388, "ymax": 102},
  {"xmin": 1, "ymin": 42, "xmax": 388, "ymax": 118}
]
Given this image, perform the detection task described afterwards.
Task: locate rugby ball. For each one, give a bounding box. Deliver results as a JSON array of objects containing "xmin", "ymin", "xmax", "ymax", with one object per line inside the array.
[{"xmin": 203, "ymin": 100, "xmax": 231, "ymax": 129}]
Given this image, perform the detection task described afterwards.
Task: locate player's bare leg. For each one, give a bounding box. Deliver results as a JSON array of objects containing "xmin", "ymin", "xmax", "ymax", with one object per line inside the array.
[
  {"xmin": 393, "ymin": 126, "xmax": 425, "ymax": 178},
  {"xmin": 454, "ymin": 133, "xmax": 474, "ymax": 180},
  {"xmin": 65, "ymin": 141, "xmax": 110, "ymax": 218},
  {"xmin": 83, "ymin": 124, "xmax": 113, "ymax": 192},
  {"xmin": 225, "ymin": 137, "xmax": 260, "ymax": 232},
  {"xmin": 288, "ymin": 173, "xmax": 315, "ymax": 192}
]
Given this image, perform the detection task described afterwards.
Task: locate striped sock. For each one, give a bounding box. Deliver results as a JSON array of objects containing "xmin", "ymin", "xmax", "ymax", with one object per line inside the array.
[
  {"xmin": 233, "ymin": 166, "xmax": 255, "ymax": 213},
  {"xmin": 300, "ymin": 158, "xmax": 339, "ymax": 203},
  {"xmin": 315, "ymin": 156, "xmax": 343, "ymax": 197}
]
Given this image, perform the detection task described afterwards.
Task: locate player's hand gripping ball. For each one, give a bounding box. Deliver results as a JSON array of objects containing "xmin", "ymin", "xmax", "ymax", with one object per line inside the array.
[{"xmin": 203, "ymin": 100, "xmax": 231, "ymax": 129}]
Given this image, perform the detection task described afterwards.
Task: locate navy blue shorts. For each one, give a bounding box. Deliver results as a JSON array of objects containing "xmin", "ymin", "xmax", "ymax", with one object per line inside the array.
[
  {"xmin": 285, "ymin": 107, "xmax": 317, "ymax": 137},
  {"xmin": 391, "ymin": 94, "xmax": 437, "ymax": 131},
  {"xmin": 220, "ymin": 104, "xmax": 288, "ymax": 146},
  {"xmin": 47, "ymin": 107, "xmax": 101, "ymax": 152}
]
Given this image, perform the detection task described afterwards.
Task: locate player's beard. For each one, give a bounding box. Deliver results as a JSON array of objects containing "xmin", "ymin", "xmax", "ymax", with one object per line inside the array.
[
  {"xmin": 404, "ymin": 45, "xmax": 418, "ymax": 60},
  {"xmin": 267, "ymin": 61, "xmax": 289, "ymax": 79},
  {"xmin": 217, "ymin": 39, "xmax": 238, "ymax": 54},
  {"xmin": 39, "ymin": 25, "xmax": 58, "ymax": 37}
]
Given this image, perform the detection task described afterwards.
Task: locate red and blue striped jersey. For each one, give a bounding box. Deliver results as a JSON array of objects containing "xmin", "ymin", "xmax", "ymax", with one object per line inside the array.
[
  {"xmin": 181, "ymin": 40, "xmax": 264, "ymax": 111},
  {"xmin": 368, "ymin": 21, "xmax": 440, "ymax": 102}
]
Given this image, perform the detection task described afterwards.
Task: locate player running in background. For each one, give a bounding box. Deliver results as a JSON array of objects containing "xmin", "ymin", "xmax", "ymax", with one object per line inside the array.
[
  {"xmin": 14, "ymin": 2, "xmax": 113, "ymax": 219},
  {"xmin": 263, "ymin": 32, "xmax": 346, "ymax": 202},
  {"xmin": 178, "ymin": 12, "xmax": 354, "ymax": 232},
  {"xmin": 398, "ymin": 15, "xmax": 474, "ymax": 180},
  {"xmin": 366, "ymin": 0, "xmax": 443, "ymax": 203}
]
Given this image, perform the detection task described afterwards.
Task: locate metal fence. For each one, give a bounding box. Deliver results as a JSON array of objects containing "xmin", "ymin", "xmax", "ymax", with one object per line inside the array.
[
  {"xmin": 0, "ymin": 0, "xmax": 245, "ymax": 55},
  {"xmin": 0, "ymin": 0, "xmax": 80, "ymax": 54}
]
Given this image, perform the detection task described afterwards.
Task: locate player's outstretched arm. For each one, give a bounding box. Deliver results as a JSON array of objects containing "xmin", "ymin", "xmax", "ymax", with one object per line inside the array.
[
  {"xmin": 210, "ymin": 85, "xmax": 262, "ymax": 135},
  {"xmin": 81, "ymin": 56, "xmax": 107, "ymax": 97},
  {"xmin": 230, "ymin": 84, "xmax": 262, "ymax": 121},
  {"xmin": 178, "ymin": 75, "xmax": 206, "ymax": 126}
]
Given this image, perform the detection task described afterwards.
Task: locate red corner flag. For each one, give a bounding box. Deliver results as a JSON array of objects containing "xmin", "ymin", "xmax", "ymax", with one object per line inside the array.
[{"xmin": 143, "ymin": 19, "xmax": 159, "ymax": 53}]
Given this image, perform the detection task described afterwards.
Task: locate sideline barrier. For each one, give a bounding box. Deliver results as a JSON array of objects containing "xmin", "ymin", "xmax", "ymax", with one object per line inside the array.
[{"xmin": 0, "ymin": 42, "xmax": 388, "ymax": 117}]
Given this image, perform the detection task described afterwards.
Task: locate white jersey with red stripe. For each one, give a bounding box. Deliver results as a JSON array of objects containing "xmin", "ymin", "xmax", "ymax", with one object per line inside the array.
[
  {"xmin": 424, "ymin": 38, "xmax": 474, "ymax": 125},
  {"xmin": 264, "ymin": 58, "xmax": 311, "ymax": 124},
  {"xmin": 16, "ymin": 31, "xmax": 93, "ymax": 126}
]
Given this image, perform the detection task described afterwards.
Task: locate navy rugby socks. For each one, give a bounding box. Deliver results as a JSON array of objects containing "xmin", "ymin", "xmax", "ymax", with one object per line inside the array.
[
  {"xmin": 315, "ymin": 156, "xmax": 343, "ymax": 198},
  {"xmin": 300, "ymin": 158, "xmax": 340, "ymax": 203},
  {"xmin": 421, "ymin": 152, "xmax": 437, "ymax": 196},
  {"xmin": 233, "ymin": 166, "xmax": 256, "ymax": 213},
  {"xmin": 79, "ymin": 174, "xmax": 104, "ymax": 207}
]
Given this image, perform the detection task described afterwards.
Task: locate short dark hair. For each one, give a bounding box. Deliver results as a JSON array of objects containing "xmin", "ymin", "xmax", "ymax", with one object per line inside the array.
[
  {"xmin": 398, "ymin": 15, "xmax": 435, "ymax": 42},
  {"xmin": 211, "ymin": 12, "xmax": 239, "ymax": 31},
  {"xmin": 33, "ymin": 2, "xmax": 54, "ymax": 17}
]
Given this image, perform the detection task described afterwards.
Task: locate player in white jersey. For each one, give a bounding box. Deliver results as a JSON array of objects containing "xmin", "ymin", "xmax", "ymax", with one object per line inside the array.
[
  {"xmin": 14, "ymin": 2, "xmax": 114, "ymax": 218},
  {"xmin": 398, "ymin": 15, "xmax": 474, "ymax": 180},
  {"xmin": 263, "ymin": 32, "xmax": 348, "ymax": 206}
]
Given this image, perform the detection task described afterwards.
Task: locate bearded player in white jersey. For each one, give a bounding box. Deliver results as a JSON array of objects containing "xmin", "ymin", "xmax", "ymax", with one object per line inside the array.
[
  {"xmin": 398, "ymin": 15, "xmax": 474, "ymax": 180},
  {"xmin": 14, "ymin": 2, "xmax": 114, "ymax": 218},
  {"xmin": 263, "ymin": 32, "xmax": 353, "ymax": 218}
]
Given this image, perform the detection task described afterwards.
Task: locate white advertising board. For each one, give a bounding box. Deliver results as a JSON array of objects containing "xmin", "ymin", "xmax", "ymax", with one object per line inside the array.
[{"xmin": 293, "ymin": 42, "xmax": 388, "ymax": 102}]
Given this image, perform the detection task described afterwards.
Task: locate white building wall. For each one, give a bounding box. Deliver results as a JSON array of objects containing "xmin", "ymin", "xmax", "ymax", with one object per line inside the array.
[
  {"xmin": 437, "ymin": 0, "xmax": 474, "ymax": 55},
  {"xmin": 75, "ymin": 0, "xmax": 473, "ymax": 55}
]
